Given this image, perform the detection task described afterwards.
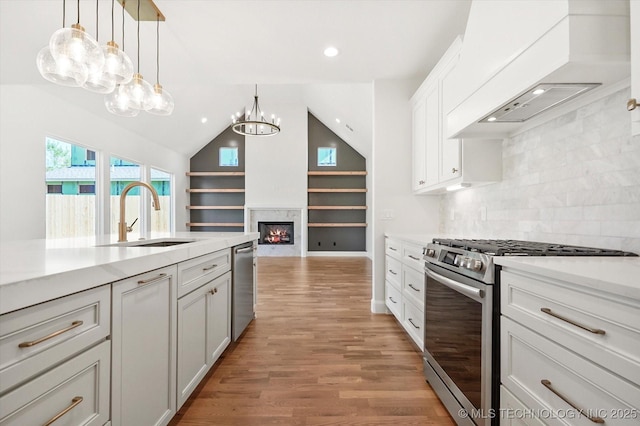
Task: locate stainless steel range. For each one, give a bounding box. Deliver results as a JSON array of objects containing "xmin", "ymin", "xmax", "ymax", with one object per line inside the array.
[{"xmin": 422, "ymin": 238, "xmax": 637, "ymax": 426}]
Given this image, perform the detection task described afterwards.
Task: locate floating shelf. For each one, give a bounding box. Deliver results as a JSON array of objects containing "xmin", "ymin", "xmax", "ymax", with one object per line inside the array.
[
  {"xmin": 307, "ymin": 171, "xmax": 367, "ymax": 176},
  {"xmin": 187, "ymin": 222, "xmax": 244, "ymax": 227},
  {"xmin": 308, "ymin": 223, "xmax": 367, "ymax": 227},
  {"xmin": 307, "ymin": 206, "xmax": 367, "ymax": 210},
  {"xmin": 307, "ymin": 188, "xmax": 367, "ymax": 193},
  {"xmin": 186, "ymin": 172, "xmax": 245, "ymax": 177},
  {"xmin": 186, "ymin": 189, "xmax": 245, "ymax": 193},
  {"xmin": 186, "ymin": 206, "xmax": 244, "ymax": 210}
]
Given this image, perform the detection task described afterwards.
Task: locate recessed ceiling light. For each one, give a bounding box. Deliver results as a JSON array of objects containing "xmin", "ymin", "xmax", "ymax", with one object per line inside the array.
[
  {"xmin": 335, "ymin": 118, "xmax": 341, "ymax": 123},
  {"xmin": 532, "ymin": 88, "xmax": 546, "ymax": 95},
  {"xmin": 201, "ymin": 117, "xmax": 208, "ymax": 124},
  {"xmin": 487, "ymin": 116, "xmax": 497, "ymax": 122},
  {"xmin": 324, "ymin": 46, "xmax": 339, "ymax": 57}
]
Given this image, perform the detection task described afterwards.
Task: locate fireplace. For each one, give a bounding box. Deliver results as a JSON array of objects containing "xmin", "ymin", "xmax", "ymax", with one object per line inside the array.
[{"xmin": 258, "ymin": 222, "xmax": 294, "ymax": 245}]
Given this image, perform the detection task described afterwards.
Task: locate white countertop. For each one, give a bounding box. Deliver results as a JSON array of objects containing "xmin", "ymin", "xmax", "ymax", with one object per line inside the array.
[
  {"xmin": 0, "ymin": 232, "xmax": 259, "ymax": 315},
  {"xmin": 495, "ymin": 256, "xmax": 640, "ymax": 300},
  {"xmin": 385, "ymin": 233, "xmax": 436, "ymax": 247}
]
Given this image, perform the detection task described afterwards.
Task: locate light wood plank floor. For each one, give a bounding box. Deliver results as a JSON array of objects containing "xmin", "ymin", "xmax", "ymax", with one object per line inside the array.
[{"xmin": 170, "ymin": 257, "xmax": 454, "ymax": 425}]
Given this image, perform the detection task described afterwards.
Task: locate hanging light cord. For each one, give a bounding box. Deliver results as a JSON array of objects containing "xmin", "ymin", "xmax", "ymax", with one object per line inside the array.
[
  {"xmin": 156, "ymin": 14, "xmax": 160, "ymax": 83},
  {"xmin": 95, "ymin": 0, "xmax": 99, "ymax": 41},
  {"xmin": 121, "ymin": 0, "xmax": 126, "ymax": 50},
  {"xmin": 111, "ymin": 0, "xmax": 115, "ymax": 41},
  {"xmin": 136, "ymin": 0, "xmax": 141, "ymax": 73},
  {"xmin": 76, "ymin": 0, "xmax": 80, "ymax": 24},
  {"xmin": 62, "ymin": 0, "xmax": 66, "ymax": 27}
]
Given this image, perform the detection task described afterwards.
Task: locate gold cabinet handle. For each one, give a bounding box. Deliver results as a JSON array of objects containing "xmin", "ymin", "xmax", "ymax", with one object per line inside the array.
[
  {"xmin": 408, "ymin": 254, "xmax": 421, "ymax": 261},
  {"xmin": 19, "ymin": 321, "xmax": 84, "ymax": 348},
  {"xmin": 43, "ymin": 396, "xmax": 84, "ymax": 426},
  {"xmin": 210, "ymin": 288, "xmax": 218, "ymax": 295},
  {"xmin": 628, "ymin": 98, "xmax": 638, "ymax": 111},
  {"xmin": 388, "ymin": 247, "xmax": 398, "ymax": 251},
  {"xmin": 408, "ymin": 283, "xmax": 420, "ymax": 292},
  {"xmin": 541, "ymin": 380, "xmax": 604, "ymax": 423},
  {"xmin": 137, "ymin": 273, "xmax": 167, "ymax": 285},
  {"xmin": 388, "ymin": 269, "xmax": 397, "ymax": 275},
  {"xmin": 388, "ymin": 296, "xmax": 397, "ymax": 304},
  {"xmin": 452, "ymin": 168, "xmax": 459, "ymax": 173},
  {"xmin": 407, "ymin": 318, "xmax": 420, "ymax": 329},
  {"xmin": 202, "ymin": 264, "xmax": 218, "ymax": 271},
  {"xmin": 540, "ymin": 308, "xmax": 605, "ymax": 335}
]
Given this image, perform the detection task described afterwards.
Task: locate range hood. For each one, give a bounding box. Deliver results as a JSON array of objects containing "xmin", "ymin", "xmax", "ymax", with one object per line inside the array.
[{"xmin": 446, "ymin": 0, "xmax": 630, "ymax": 138}]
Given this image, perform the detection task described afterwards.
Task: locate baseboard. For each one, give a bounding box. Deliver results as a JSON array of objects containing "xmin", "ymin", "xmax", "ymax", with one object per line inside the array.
[
  {"xmin": 306, "ymin": 251, "xmax": 368, "ymax": 257},
  {"xmin": 371, "ymin": 299, "xmax": 388, "ymax": 314}
]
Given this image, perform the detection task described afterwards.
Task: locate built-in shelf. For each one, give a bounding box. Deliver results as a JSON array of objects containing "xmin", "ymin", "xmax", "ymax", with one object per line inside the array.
[
  {"xmin": 186, "ymin": 172, "xmax": 245, "ymax": 176},
  {"xmin": 307, "ymin": 188, "xmax": 367, "ymax": 193},
  {"xmin": 308, "ymin": 223, "xmax": 368, "ymax": 227},
  {"xmin": 307, "ymin": 171, "xmax": 367, "ymax": 176},
  {"xmin": 186, "ymin": 189, "xmax": 245, "ymax": 193},
  {"xmin": 186, "ymin": 206, "xmax": 244, "ymax": 210},
  {"xmin": 307, "ymin": 206, "xmax": 367, "ymax": 210},
  {"xmin": 187, "ymin": 222, "xmax": 244, "ymax": 227}
]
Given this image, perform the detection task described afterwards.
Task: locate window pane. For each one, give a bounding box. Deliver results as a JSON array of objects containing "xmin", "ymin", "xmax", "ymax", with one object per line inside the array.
[
  {"xmin": 219, "ymin": 147, "xmax": 238, "ymax": 167},
  {"xmin": 151, "ymin": 168, "xmax": 172, "ymax": 233},
  {"xmin": 318, "ymin": 147, "xmax": 337, "ymax": 167},
  {"xmin": 45, "ymin": 137, "xmax": 96, "ymax": 238},
  {"xmin": 110, "ymin": 156, "xmax": 141, "ymax": 239}
]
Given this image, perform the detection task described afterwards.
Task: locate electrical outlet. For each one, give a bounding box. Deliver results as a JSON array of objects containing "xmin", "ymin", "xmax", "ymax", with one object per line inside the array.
[{"xmin": 382, "ymin": 209, "xmax": 395, "ymax": 220}]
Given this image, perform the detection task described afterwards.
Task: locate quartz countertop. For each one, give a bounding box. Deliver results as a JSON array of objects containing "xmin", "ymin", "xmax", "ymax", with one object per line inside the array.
[
  {"xmin": 385, "ymin": 233, "xmax": 436, "ymax": 247},
  {"xmin": 0, "ymin": 232, "xmax": 259, "ymax": 315},
  {"xmin": 494, "ymin": 256, "xmax": 640, "ymax": 300}
]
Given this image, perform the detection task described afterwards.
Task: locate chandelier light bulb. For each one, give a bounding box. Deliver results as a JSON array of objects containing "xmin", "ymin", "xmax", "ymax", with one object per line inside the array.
[
  {"xmin": 121, "ymin": 73, "xmax": 154, "ymax": 110},
  {"xmin": 36, "ymin": 45, "xmax": 88, "ymax": 87},
  {"xmin": 105, "ymin": 84, "xmax": 139, "ymax": 117},
  {"xmin": 49, "ymin": 24, "xmax": 105, "ymax": 73},
  {"xmin": 147, "ymin": 84, "xmax": 174, "ymax": 116},
  {"xmin": 103, "ymin": 41, "xmax": 134, "ymax": 84}
]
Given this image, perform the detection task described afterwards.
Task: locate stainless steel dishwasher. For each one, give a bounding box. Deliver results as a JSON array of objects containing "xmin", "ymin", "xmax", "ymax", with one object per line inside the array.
[{"xmin": 232, "ymin": 241, "xmax": 255, "ymax": 341}]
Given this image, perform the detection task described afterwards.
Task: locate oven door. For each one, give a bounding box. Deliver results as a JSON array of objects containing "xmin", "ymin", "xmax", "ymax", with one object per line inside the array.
[{"xmin": 424, "ymin": 263, "xmax": 493, "ymax": 425}]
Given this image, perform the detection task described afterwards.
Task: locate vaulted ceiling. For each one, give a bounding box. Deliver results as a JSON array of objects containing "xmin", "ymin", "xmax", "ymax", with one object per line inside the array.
[{"xmin": 0, "ymin": 0, "xmax": 471, "ymax": 156}]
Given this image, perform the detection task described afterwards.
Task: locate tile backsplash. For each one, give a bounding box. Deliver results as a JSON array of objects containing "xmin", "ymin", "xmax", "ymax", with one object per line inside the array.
[{"xmin": 440, "ymin": 87, "xmax": 640, "ymax": 254}]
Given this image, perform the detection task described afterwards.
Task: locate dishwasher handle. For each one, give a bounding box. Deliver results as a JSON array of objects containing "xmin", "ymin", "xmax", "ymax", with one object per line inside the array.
[{"xmin": 235, "ymin": 246, "xmax": 254, "ymax": 254}]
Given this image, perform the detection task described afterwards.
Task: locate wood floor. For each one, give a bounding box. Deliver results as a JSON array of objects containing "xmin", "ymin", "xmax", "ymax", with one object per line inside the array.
[{"xmin": 169, "ymin": 257, "xmax": 454, "ymax": 426}]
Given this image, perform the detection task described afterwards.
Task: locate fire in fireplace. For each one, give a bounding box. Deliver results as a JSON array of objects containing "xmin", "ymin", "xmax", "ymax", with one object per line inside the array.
[{"xmin": 258, "ymin": 222, "xmax": 294, "ymax": 245}]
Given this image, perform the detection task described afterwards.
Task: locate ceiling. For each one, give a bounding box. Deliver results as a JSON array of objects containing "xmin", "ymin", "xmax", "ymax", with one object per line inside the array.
[{"xmin": 0, "ymin": 0, "xmax": 471, "ymax": 156}]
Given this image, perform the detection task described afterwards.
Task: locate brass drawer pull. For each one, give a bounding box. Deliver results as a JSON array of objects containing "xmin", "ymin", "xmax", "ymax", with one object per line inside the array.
[
  {"xmin": 541, "ymin": 380, "xmax": 604, "ymax": 423},
  {"xmin": 540, "ymin": 308, "xmax": 605, "ymax": 335},
  {"xmin": 408, "ymin": 254, "xmax": 421, "ymax": 261},
  {"xmin": 388, "ymin": 246, "xmax": 398, "ymax": 251},
  {"xmin": 407, "ymin": 318, "xmax": 420, "ymax": 329},
  {"xmin": 137, "ymin": 273, "xmax": 167, "ymax": 285},
  {"xmin": 388, "ymin": 269, "xmax": 397, "ymax": 275},
  {"xmin": 408, "ymin": 284, "xmax": 420, "ymax": 292},
  {"xmin": 628, "ymin": 98, "xmax": 638, "ymax": 111},
  {"xmin": 202, "ymin": 264, "xmax": 218, "ymax": 271},
  {"xmin": 210, "ymin": 288, "xmax": 218, "ymax": 295},
  {"xmin": 19, "ymin": 321, "xmax": 84, "ymax": 348},
  {"xmin": 388, "ymin": 296, "xmax": 397, "ymax": 304},
  {"xmin": 43, "ymin": 396, "xmax": 84, "ymax": 426}
]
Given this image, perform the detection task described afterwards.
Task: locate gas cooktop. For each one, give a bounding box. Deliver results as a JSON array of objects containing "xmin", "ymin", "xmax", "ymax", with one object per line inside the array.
[{"xmin": 431, "ymin": 238, "xmax": 638, "ymax": 257}]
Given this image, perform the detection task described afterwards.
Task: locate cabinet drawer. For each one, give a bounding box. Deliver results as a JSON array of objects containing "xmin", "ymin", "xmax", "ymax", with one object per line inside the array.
[
  {"xmin": 177, "ymin": 248, "xmax": 231, "ymax": 298},
  {"xmin": 385, "ymin": 281, "xmax": 402, "ymax": 320},
  {"xmin": 385, "ymin": 238, "xmax": 402, "ymax": 260},
  {"xmin": 402, "ymin": 265, "xmax": 424, "ymax": 309},
  {"xmin": 501, "ymin": 270, "xmax": 640, "ymax": 384},
  {"xmin": 402, "ymin": 242, "xmax": 424, "ymax": 272},
  {"xmin": 402, "ymin": 299, "xmax": 424, "ymax": 349},
  {"xmin": 502, "ymin": 317, "xmax": 640, "ymax": 426},
  {"xmin": 0, "ymin": 340, "xmax": 110, "ymax": 426},
  {"xmin": 500, "ymin": 386, "xmax": 546, "ymax": 426},
  {"xmin": 385, "ymin": 256, "xmax": 402, "ymax": 288},
  {"xmin": 0, "ymin": 285, "xmax": 110, "ymax": 394}
]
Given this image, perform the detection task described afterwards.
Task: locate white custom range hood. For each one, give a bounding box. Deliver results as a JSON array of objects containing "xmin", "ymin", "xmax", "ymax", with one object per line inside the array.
[{"xmin": 446, "ymin": 0, "xmax": 631, "ymax": 138}]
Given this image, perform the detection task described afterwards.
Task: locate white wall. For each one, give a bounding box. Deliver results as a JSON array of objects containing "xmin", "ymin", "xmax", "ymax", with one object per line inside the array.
[
  {"xmin": 371, "ymin": 79, "xmax": 440, "ymax": 313},
  {"xmin": 441, "ymin": 87, "xmax": 640, "ymax": 254},
  {"xmin": 0, "ymin": 85, "xmax": 189, "ymax": 242}
]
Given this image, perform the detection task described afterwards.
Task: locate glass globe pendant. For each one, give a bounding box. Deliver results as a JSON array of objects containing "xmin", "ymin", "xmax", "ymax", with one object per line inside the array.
[
  {"xmin": 49, "ymin": 23, "xmax": 104, "ymax": 74},
  {"xmin": 36, "ymin": 45, "xmax": 88, "ymax": 87},
  {"xmin": 122, "ymin": 73, "xmax": 154, "ymax": 110},
  {"xmin": 105, "ymin": 84, "xmax": 139, "ymax": 117},
  {"xmin": 103, "ymin": 40, "xmax": 134, "ymax": 84},
  {"xmin": 147, "ymin": 84, "xmax": 174, "ymax": 115}
]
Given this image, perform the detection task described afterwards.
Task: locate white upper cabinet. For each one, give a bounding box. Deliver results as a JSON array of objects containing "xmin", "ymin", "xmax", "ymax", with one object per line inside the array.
[
  {"xmin": 446, "ymin": 0, "xmax": 631, "ymax": 139},
  {"xmin": 631, "ymin": 0, "xmax": 640, "ymax": 136},
  {"xmin": 411, "ymin": 36, "xmax": 502, "ymax": 194}
]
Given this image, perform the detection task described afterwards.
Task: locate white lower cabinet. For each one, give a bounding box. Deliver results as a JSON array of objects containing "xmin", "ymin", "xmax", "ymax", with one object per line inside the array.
[
  {"xmin": 177, "ymin": 271, "xmax": 231, "ymax": 409},
  {"xmin": 111, "ymin": 265, "xmax": 177, "ymax": 426},
  {"xmin": 0, "ymin": 340, "xmax": 110, "ymax": 426},
  {"xmin": 500, "ymin": 386, "xmax": 545, "ymax": 426}
]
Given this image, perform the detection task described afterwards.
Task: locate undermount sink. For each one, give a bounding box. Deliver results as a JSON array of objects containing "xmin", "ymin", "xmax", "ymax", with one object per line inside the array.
[{"xmin": 99, "ymin": 238, "xmax": 197, "ymax": 248}]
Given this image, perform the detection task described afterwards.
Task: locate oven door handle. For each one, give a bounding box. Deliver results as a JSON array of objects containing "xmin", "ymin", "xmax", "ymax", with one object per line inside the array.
[{"xmin": 425, "ymin": 268, "xmax": 484, "ymax": 299}]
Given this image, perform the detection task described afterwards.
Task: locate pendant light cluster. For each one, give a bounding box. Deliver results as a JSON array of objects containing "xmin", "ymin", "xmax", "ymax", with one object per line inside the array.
[
  {"xmin": 37, "ymin": 0, "xmax": 173, "ymax": 117},
  {"xmin": 232, "ymin": 85, "xmax": 281, "ymax": 137}
]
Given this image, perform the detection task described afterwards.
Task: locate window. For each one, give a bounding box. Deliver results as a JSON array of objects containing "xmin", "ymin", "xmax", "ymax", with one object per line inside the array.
[
  {"xmin": 47, "ymin": 184, "xmax": 62, "ymax": 194},
  {"xmin": 45, "ymin": 137, "xmax": 96, "ymax": 238},
  {"xmin": 110, "ymin": 156, "xmax": 141, "ymax": 239},
  {"xmin": 317, "ymin": 147, "xmax": 337, "ymax": 167},
  {"xmin": 86, "ymin": 150, "xmax": 96, "ymax": 161},
  {"xmin": 150, "ymin": 168, "xmax": 173, "ymax": 233},
  {"xmin": 219, "ymin": 147, "xmax": 239, "ymax": 167}
]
